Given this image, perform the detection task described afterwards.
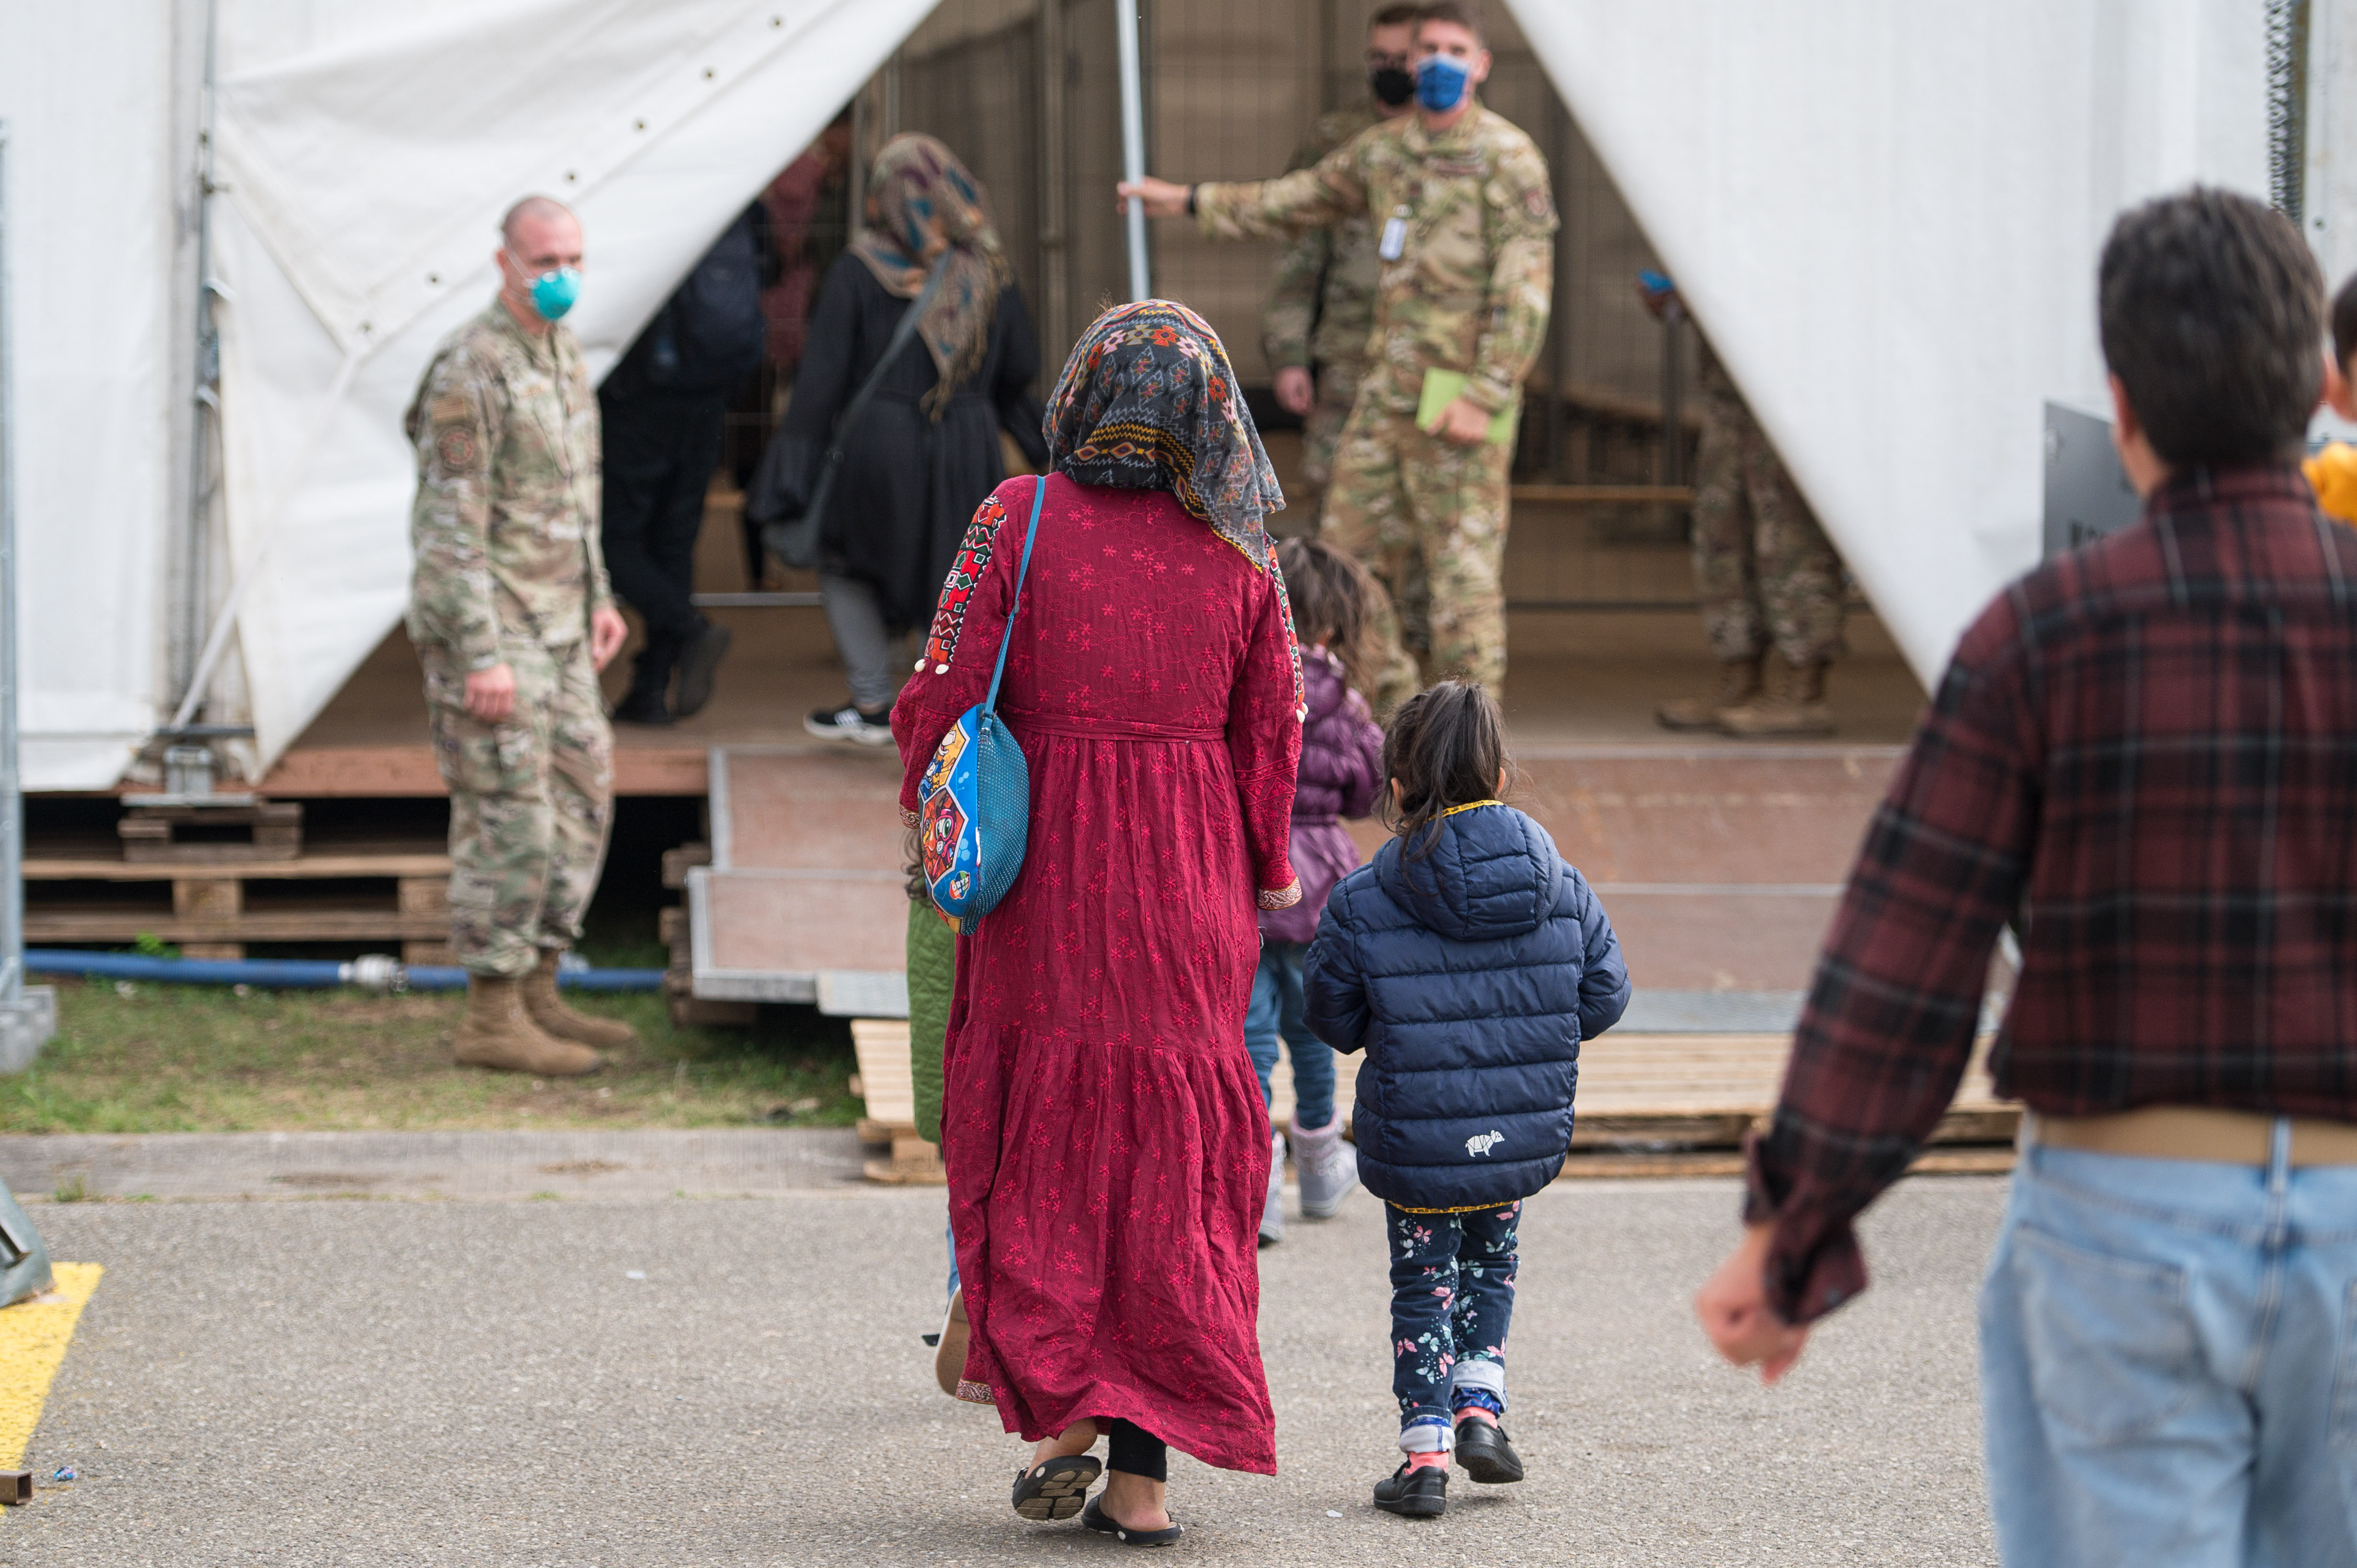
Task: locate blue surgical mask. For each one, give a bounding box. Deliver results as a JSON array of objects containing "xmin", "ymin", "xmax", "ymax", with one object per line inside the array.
[
  {"xmin": 1415, "ymin": 52, "xmax": 1471, "ymax": 113},
  {"xmin": 510, "ymin": 252, "xmax": 582, "ymax": 321}
]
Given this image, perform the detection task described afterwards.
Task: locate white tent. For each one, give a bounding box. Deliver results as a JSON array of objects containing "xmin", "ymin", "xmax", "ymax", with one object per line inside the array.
[
  {"xmin": 3, "ymin": 0, "xmax": 930, "ymax": 788},
  {"xmin": 2, "ymin": 1, "xmax": 2349, "ymax": 789}
]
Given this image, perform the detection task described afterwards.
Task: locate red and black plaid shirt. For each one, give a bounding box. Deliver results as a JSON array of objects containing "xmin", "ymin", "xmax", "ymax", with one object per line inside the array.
[{"xmin": 1751, "ymin": 464, "xmax": 2357, "ymax": 1323}]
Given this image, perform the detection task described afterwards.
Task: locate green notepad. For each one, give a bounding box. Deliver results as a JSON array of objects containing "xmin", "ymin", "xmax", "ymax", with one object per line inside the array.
[{"xmin": 1416, "ymin": 370, "xmax": 1521, "ymax": 446}]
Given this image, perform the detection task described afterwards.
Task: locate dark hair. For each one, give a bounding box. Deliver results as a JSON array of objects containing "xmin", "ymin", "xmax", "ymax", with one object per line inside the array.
[
  {"xmin": 1370, "ymin": 3, "xmax": 1420, "ymax": 28},
  {"xmin": 1415, "ymin": 1, "xmax": 1486, "ymax": 46},
  {"xmin": 1278, "ymin": 536, "xmax": 1389, "ymax": 695},
  {"xmin": 1381, "ymin": 681, "xmax": 1507, "ymax": 859},
  {"xmin": 2097, "ymin": 187, "xmax": 2322, "ymax": 467},
  {"xmin": 2333, "ymin": 272, "xmax": 2357, "ymax": 378}
]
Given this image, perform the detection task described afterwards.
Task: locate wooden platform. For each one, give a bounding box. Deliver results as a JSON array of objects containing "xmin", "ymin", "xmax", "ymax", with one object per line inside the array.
[
  {"xmin": 25, "ymin": 846, "xmax": 454, "ymax": 962},
  {"xmin": 843, "ymin": 1018, "xmax": 2015, "ymax": 1186}
]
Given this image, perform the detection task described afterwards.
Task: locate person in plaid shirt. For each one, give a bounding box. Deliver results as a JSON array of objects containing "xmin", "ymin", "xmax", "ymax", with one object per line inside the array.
[{"xmin": 1696, "ymin": 188, "xmax": 2357, "ymax": 1566}]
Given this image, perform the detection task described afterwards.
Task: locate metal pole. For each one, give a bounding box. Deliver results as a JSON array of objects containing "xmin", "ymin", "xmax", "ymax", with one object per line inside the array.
[
  {"xmin": 0, "ymin": 123, "xmax": 20, "ymax": 1004},
  {"xmin": 173, "ymin": 0, "xmax": 222, "ymax": 718},
  {"xmin": 0, "ymin": 123, "xmax": 55, "ymax": 1073},
  {"xmin": 1659, "ymin": 296, "xmax": 1685, "ymax": 491},
  {"xmin": 1115, "ymin": 0, "xmax": 1151, "ymax": 301},
  {"xmin": 1039, "ymin": 0, "xmax": 1072, "ymax": 361}
]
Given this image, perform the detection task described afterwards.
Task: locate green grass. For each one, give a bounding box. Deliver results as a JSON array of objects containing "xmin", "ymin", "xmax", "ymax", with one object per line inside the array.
[{"xmin": 0, "ymin": 977, "xmax": 860, "ymax": 1134}]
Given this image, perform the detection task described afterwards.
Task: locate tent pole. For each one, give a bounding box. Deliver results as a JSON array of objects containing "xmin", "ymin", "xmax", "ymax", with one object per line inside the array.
[
  {"xmin": 174, "ymin": 0, "xmax": 222, "ymax": 723},
  {"xmin": 0, "ymin": 123, "xmax": 56, "ymax": 1072},
  {"xmin": 1116, "ymin": 0, "xmax": 1150, "ymax": 301}
]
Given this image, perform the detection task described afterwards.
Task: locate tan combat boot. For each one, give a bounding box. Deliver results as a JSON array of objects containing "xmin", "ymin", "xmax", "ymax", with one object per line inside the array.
[
  {"xmin": 1718, "ymin": 658, "xmax": 1836, "ymax": 738},
  {"xmin": 1656, "ymin": 654, "xmax": 1763, "ymax": 731},
  {"xmin": 522, "ymin": 950, "xmax": 641, "ymax": 1050},
  {"xmin": 453, "ymin": 975, "xmax": 604, "ymax": 1076}
]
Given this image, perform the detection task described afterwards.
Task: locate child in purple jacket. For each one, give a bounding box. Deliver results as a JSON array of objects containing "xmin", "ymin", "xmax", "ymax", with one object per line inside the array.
[{"xmin": 1255, "ymin": 538, "xmax": 1389, "ymax": 1244}]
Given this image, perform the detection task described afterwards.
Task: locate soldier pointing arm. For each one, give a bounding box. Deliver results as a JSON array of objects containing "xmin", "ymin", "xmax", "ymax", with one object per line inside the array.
[{"xmin": 1122, "ymin": 0, "xmax": 1554, "ymax": 708}]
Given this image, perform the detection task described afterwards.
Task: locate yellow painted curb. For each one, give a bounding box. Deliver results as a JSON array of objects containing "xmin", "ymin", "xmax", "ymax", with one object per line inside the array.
[{"xmin": 0, "ymin": 1264, "xmax": 101, "ymax": 1470}]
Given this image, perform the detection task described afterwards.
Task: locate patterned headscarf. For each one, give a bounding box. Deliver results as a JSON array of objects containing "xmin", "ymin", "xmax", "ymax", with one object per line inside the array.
[
  {"xmin": 849, "ymin": 134, "xmax": 1011, "ymax": 418},
  {"xmin": 1045, "ymin": 301, "xmax": 1303, "ymax": 716},
  {"xmin": 1044, "ymin": 300, "xmax": 1287, "ymax": 565}
]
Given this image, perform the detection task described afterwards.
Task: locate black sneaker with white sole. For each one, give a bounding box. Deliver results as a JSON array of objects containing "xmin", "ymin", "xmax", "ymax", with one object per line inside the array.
[{"xmin": 805, "ymin": 701, "xmax": 893, "ymax": 746}]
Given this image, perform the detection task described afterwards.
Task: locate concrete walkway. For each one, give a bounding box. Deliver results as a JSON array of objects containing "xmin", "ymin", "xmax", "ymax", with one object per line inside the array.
[{"xmin": 3, "ymin": 1171, "xmax": 2001, "ymax": 1565}]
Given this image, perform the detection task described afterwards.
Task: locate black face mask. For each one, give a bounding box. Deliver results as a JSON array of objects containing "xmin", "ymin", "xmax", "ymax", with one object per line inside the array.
[{"xmin": 1369, "ymin": 65, "xmax": 1415, "ymax": 106}]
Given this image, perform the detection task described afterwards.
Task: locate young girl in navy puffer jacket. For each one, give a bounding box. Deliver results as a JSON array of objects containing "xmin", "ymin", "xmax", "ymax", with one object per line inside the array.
[
  {"xmin": 1304, "ymin": 680, "xmax": 1628, "ymax": 1520},
  {"xmin": 1250, "ymin": 538, "xmax": 1389, "ymax": 1247}
]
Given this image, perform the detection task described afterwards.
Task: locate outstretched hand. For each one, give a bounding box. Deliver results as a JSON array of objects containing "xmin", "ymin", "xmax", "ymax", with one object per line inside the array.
[
  {"xmin": 1695, "ymin": 1222, "xmax": 1812, "ymax": 1384},
  {"xmin": 1118, "ymin": 177, "xmax": 1193, "ymax": 219}
]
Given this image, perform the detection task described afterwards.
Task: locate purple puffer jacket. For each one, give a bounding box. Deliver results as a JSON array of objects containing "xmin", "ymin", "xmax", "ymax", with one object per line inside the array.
[{"xmin": 1262, "ymin": 647, "xmax": 1386, "ymax": 945}]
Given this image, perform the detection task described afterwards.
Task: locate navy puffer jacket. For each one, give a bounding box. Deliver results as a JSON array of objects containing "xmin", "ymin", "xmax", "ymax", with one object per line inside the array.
[{"xmin": 1302, "ymin": 802, "xmax": 1629, "ymax": 1210}]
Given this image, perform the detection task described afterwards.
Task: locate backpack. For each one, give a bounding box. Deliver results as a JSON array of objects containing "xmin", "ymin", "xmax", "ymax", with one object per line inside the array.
[
  {"xmin": 620, "ymin": 207, "xmax": 765, "ymax": 395},
  {"xmin": 918, "ymin": 477, "xmax": 1045, "ymax": 933}
]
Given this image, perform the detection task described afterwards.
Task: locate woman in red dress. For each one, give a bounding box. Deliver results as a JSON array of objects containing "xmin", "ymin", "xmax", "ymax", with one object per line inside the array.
[{"xmin": 893, "ymin": 301, "xmax": 1304, "ymax": 1545}]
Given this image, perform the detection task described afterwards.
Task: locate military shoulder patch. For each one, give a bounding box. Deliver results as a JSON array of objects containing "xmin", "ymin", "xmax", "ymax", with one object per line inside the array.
[{"xmin": 436, "ymin": 426, "xmax": 480, "ymax": 471}]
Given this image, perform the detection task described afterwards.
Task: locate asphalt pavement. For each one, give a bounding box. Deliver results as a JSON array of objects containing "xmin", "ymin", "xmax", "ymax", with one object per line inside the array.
[{"xmin": 2, "ymin": 1172, "xmax": 2003, "ymax": 1566}]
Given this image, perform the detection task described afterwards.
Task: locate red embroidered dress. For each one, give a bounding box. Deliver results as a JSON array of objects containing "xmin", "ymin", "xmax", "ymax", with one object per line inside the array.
[{"xmin": 893, "ymin": 472, "xmax": 1302, "ymax": 1475}]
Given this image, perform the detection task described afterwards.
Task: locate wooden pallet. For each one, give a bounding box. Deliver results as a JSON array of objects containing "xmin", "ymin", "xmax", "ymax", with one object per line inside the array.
[
  {"xmin": 119, "ymin": 800, "xmax": 303, "ymax": 863},
  {"xmin": 848, "ymin": 1019, "xmax": 943, "ymax": 1185},
  {"xmin": 25, "ymin": 848, "xmax": 452, "ymax": 962},
  {"xmin": 658, "ymin": 863, "xmax": 756, "ymax": 1028}
]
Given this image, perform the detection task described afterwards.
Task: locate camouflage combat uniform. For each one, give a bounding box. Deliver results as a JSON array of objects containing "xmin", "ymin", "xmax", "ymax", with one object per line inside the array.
[
  {"xmin": 1202, "ymin": 103, "xmax": 1555, "ymax": 709},
  {"xmin": 1262, "ymin": 104, "xmax": 1383, "ymax": 509},
  {"xmin": 405, "ymin": 300, "xmax": 618, "ymax": 978},
  {"xmin": 1691, "ymin": 341, "xmax": 1845, "ymax": 667}
]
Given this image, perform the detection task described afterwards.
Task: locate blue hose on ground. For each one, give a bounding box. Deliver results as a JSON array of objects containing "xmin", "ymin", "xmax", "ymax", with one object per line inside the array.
[{"xmin": 24, "ymin": 949, "xmax": 666, "ymax": 994}]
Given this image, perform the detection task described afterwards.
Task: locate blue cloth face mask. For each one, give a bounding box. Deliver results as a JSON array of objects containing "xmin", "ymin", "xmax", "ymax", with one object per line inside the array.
[
  {"xmin": 510, "ymin": 253, "xmax": 582, "ymax": 322},
  {"xmin": 1414, "ymin": 52, "xmax": 1471, "ymax": 112}
]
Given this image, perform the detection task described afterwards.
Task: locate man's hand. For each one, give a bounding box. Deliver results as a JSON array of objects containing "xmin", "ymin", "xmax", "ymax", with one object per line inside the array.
[
  {"xmin": 1695, "ymin": 1222, "xmax": 1812, "ymax": 1384},
  {"xmin": 1274, "ymin": 367, "xmax": 1316, "ymax": 418},
  {"xmin": 590, "ymin": 606, "xmax": 629, "ymax": 672},
  {"xmin": 464, "ymin": 663, "xmax": 517, "ymax": 723},
  {"xmin": 1431, "ymin": 395, "xmax": 1493, "ymax": 447},
  {"xmin": 1117, "ymin": 177, "xmax": 1193, "ymax": 219}
]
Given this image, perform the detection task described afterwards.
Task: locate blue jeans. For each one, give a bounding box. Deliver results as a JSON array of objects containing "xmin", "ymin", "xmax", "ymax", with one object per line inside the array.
[
  {"xmin": 1979, "ymin": 1126, "xmax": 2357, "ymax": 1566},
  {"xmin": 1387, "ymin": 1200, "xmax": 1518, "ymax": 1449},
  {"xmin": 1246, "ymin": 941, "xmax": 1336, "ymax": 1130}
]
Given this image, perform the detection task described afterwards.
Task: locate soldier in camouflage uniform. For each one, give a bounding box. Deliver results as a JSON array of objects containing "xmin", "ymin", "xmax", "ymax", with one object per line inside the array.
[
  {"xmin": 1653, "ymin": 330, "xmax": 1847, "ymax": 737},
  {"xmin": 1130, "ymin": 2, "xmax": 1554, "ymax": 712},
  {"xmin": 1262, "ymin": 4, "xmax": 1419, "ymax": 518},
  {"xmin": 405, "ymin": 196, "xmax": 636, "ymax": 1076}
]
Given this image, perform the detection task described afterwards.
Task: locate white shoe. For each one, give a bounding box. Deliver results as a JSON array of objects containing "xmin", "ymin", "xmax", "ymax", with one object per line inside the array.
[
  {"xmin": 1259, "ymin": 1130, "xmax": 1286, "ymax": 1246},
  {"xmin": 1292, "ymin": 1115, "xmax": 1358, "ymax": 1219}
]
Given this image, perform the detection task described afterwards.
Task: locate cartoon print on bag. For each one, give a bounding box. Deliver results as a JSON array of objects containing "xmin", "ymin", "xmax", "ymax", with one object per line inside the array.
[{"xmin": 921, "ymin": 792, "xmax": 967, "ymax": 885}]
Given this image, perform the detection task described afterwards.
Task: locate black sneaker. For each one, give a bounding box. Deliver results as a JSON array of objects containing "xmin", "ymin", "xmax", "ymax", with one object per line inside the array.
[
  {"xmin": 804, "ymin": 701, "xmax": 892, "ymax": 746},
  {"xmin": 1453, "ymin": 1416, "xmax": 1524, "ymax": 1484},
  {"xmin": 1372, "ymin": 1460, "xmax": 1447, "ymax": 1518},
  {"xmin": 673, "ymin": 620, "xmax": 733, "ymax": 720},
  {"xmin": 611, "ymin": 688, "xmax": 673, "ymax": 726}
]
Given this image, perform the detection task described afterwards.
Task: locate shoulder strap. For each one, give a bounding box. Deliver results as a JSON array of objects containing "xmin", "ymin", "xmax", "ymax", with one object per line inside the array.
[
  {"xmin": 814, "ymin": 254, "xmax": 953, "ymax": 480},
  {"xmin": 982, "ymin": 476, "xmax": 1049, "ymax": 716}
]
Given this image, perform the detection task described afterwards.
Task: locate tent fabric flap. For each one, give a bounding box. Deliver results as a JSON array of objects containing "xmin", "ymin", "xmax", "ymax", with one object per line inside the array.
[
  {"xmin": 209, "ymin": 0, "xmax": 936, "ymax": 772},
  {"xmin": 1503, "ymin": 0, "xmax": 2273, "ymax": 688}
]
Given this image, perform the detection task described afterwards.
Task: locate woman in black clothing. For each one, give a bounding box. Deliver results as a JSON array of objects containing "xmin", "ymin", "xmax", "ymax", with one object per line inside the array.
[{"xmin": 755, "ymin": 133, "xmax": 1048, "ymax": 744}]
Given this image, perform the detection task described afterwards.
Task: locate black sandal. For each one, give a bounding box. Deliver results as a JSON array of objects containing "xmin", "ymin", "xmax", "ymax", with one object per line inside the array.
[
  {"xmin": 1011, "ymin": 1454, "xmax": 1102, "ymax": 1521},
  {"xmin": 1082, "ymin": 1495, "xmax": 1183, "ymax": 1547}
]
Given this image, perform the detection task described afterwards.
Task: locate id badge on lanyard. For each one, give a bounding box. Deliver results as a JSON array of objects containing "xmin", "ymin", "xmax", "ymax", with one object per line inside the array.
[{"xmin": 1379, "ymin": 207, "xmax": 1409, "ymax": 262}]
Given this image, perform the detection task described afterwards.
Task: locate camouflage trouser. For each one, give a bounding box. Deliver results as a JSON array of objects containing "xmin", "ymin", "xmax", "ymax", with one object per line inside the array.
[
  {"xmin": 1323, "ymin": 403, "xmax": 1513, "ymax": 713},
  {"xmin": 1692, "ymin": 385, "xmax": 1846, "ymax": 667},
  {"xmin": 422, "ymin": 638, "xmax": 615, "ymax": 977},
  {"xmin": 1298, "ymin": 359, "xmax": 1366, "ymax": 505}
]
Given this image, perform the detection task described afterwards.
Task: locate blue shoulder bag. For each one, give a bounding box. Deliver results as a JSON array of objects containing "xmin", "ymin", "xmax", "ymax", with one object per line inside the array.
[{"xmin": 917, "ymin": 476, "xmax": 1045, "ymax": 933}]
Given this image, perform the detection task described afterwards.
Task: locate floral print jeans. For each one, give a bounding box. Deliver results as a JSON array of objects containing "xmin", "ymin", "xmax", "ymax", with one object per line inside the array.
[{"xmin": 1386, "ymin": 1200, "xmax": 1519, "ymax": 1451}]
